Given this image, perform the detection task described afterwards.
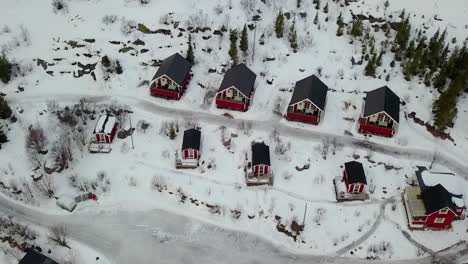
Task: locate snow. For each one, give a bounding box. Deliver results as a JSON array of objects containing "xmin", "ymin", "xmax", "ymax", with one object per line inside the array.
[
  {"xmin": 1, "ymin": 0, "xmax": 468, "ymax": 262},
  {"xmin": 94, "ymin": 114, "xmax": 116, "ymax": 134}
]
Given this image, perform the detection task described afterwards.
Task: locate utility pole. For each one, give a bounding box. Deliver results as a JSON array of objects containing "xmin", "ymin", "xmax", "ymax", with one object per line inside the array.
[
  {"xmin": 302, "ymin": 202, "xmax": 308, "ymax": 227},
  {"xmin": 252, "ymin": 21, "xmax": 257, "ymax": 62},
  {"xmin": 126, "ymin": 111, "xmax": 134, "ymax": 150}
]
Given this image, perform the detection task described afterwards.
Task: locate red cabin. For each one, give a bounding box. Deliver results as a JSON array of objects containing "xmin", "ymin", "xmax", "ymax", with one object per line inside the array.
[
  {"xmin": 215, "ymin": 63, "xmax": 256, "ymax": 111},
  {"xmin": 182, "ymin": 128, "xmax": 201, "ymax": 160},
  {"xmin": 404, "ymin": 184, "xmax": 465, "ymax": 229},
  {"xmin": 286, "ymin": 75, "xmax": 328, "ymax": 125},
  {"xmin": 358, "ymin": 86, "xmax": 400, "ymax": 137},
  {"xmin": 149, "ymin": 53, "xmax": 192, "ymax": 100},
  {"xmin": 245, "ymin": 141, "xmax": 273, "ymax": 186},
  {"xmin": 343, "ymin": 161, "xmax": 367, "ymax": 193},
  {"xmin": 93, "ymin": 114, "xmax": 118, "ymax": 144}
]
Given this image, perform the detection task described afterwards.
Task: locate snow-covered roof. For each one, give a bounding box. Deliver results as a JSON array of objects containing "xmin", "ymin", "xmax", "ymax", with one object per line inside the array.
[
  {"xmin": 421, "ymin": 171, "xmax": 466, "ymax": 210},
  {"xmin": 421, "ymin": 171, "xmax": 462, "ymax": 195},
  {"xmin": 94, "ymin": 114, "xmax": 117, "ymax": 134}
]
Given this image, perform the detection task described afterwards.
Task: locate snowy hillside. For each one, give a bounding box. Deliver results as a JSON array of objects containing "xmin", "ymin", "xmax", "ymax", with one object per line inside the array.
[{"xmin": 0, "ymin": 0, "xmax": 468, "ymax": 263}]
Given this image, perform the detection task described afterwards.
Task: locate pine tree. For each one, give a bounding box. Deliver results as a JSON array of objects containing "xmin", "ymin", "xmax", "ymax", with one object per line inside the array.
[
  {"xmin": 336, "ymin": 23, "xmax": 344, "ymax": 37},
  {"xmin": 186, "ymin": 34, "xmax": 195, "ymax": 64},
  {"xmin": 364, "ymin": 54, "xmax": 378, "ymax": 77},
  {"xmin": 289, "ymin": 20, "xmax": 298, "ymax": 53},
  {"xmin": 399, "ymin": 9, "xmax": 406, "ymax": 19},
  {"xmin": 394, "ymin": 16, "xmax": 411, "ymax": 52},
  {"xmin": 433, "ymin": 69, "xmax": 448, "ymax": 90},
  {"xmin": 240, "ymin": 24, "xmax": 249, "ymax": 53},
  {"xmin": 0, "ymin": 54, "xmax": 12, "ymax": 84},
  {"xmin": 350, "ymin": 18, "xmax": 363, "ymax": 38},
  {"xmin": 384, "ymin": 0, "xmax": 390, "ymax": 10},
  {"xmin": 314, "ymin": 0, "xmax": 321, "ymax": 10},
  {"xmin": 0, "ymin": 126, "xmax": 7, "ymax": 145},
  {"xmin": 433, "ymin": 72, "xmax": 467, "ymax": 130},
  {"xmin": 0, "ymin": 96, "xmax": 12, "ymax": 120},
  {"xmin": 423, "ymin": 71, "xmax": 432, "ymax": 87},
  {"xmin": 336, "ymin": 12, "xmax": 343, "ymax": 26},
  {"xmin": 275, "ymin": 11, "xmax": 285, "ymax": 38},
  {"xmin": 323, "ymin": 2, "xmax": 329, "ymax": 13},
  {"xmin": 229, "ymin": 30, "xmax": 239, "ymax": 65},
  {"xmin": 313, "ymin": 13, "xmax": 319, "ymax": 25}
]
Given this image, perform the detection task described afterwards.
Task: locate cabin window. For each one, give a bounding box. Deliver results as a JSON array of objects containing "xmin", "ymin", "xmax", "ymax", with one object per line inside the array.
[
  {"xmin": 440, "ymin": 208, "xmax": 448, "ymax": 214},
  {"xmin": 232, "ymin": 89, "xmax": 238, "ymax": 98},
  {"xmin": 434, "ymin": 218, "xmax": 445, "ymax": 224},
  {"xmin": 303, "ymin": 101, "xmax": 310, "ymax": 109},
  {"xmin": 258, "ymin": 166, "xmax": 264, "ymax": 176},
  {"xmin": 188, "ymin": 150, "xmax": 194, "ymax": 159},
  {"xmin": 353, "ymin": 184, "xmax": 360, "ymax": 193},
  {"xmin": 161, "ymin": 77, "xmax": 167, "ymax": 86}
]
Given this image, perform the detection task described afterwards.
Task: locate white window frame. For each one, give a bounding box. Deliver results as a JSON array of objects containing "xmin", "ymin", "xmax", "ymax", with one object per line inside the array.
[
  {"xmin": 434, "ymin": 217, "xmax": 445, "ymax": 224},
  {"xmin": 188, "ymin": 149, "xmax": 194, "ymax": 159},
  {"xmin": 440, "ymin": 208, "xmax": 449, "ymax": 214},
  {"xmin": 232, "ymin": 89, "xmax": 238, "ymax": 98}
]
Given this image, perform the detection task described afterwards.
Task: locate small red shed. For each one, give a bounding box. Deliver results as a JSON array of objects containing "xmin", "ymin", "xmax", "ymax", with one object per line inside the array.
[
  {"xmin": 94, "ymin": 114, "xmax": 118, "ymax": 144},
  {"xmin": 343, "ymin": 161, "xmax": 367, "ymax": 193}
]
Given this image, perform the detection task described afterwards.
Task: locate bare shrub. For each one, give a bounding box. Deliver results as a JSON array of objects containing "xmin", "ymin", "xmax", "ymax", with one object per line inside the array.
[
  {"xmin": 240, "ymin": 0, "xmax": 257, "ymax": 14},
  {"xmin": 213, "ymin": 4, "xmax": 224, "ymax": 15},
  {"xmin": 220, "ymin": 126, "xmax": 231, "ymax": 148},
  {"xmin": 47, "ymin": 100, "xmax": 60, "ymax": 114},
  {"xmin": 429, "ymin": 151, "xmax": 441, "ymax": 169},
  {"xmin": 33, "ymin": 174, "xmax": 56, "ymax": 199},
  {"xmin": 151, "ymin": 175, "xmax": 167, "ymax": 192},
  {"xmin": 313, "ymin": 175, "xmax": 325, "ymax": 184},
  {"xmin": 52, "ymin": 0, "xmax": 69, "ymax": 14},
  {"xmin": 273, "ymin": 96, "xmax": 285, "ymax": 115},
  {"xmin": 57, "ymin": 107, "xmax": 78, "ymax": 127},
  {"xmin": 26, "ymin": 125, "xmax": 47, "ymax": 153},
  {"xmin": 271, "ymin": 129, "xmax": 291, "ymax": 157},
  {"xmin": 313, "ymin": 208, "xmax": 326, "ymax": 226},
  {"xmin": 120, "ymin": 19, "xmax": 137, "ymax": 36},
  {"xmin": 48, "ymin": 225, "xmax": 70, "ymax": 248},
  {"xmin": 367, "ymin": 241, "xmax": 393, "ymax": 258},
  {"xmin": 183, "ymin": 119, "xmax": 200, "ymax": 130},
  {"xmin": 136, "ymin": 120, "xmax": 150, "ymax": 133},
  {"xmin": 102, "ymin": 14, "xmax": 118, "ymax": 25},
  {"xmin": 186, "ymin": 10, "xmax": 209, "ymax": 28},
  {"xmin": 52, "ymin": 137, "xmax": 73, "ymax": 169},
  {"xmin": 237, "ymin": 121, "xmax": 252, "ymax": 135},
  {"xmin": 72, "ymin": 125, "xmax": 87, "ymax": 156},
  {"xmin": 316, "ymin": 140, "xmax": 330, "ymax": 160},
  {"xmin": 159, "ymin": 120, "xmax": 179, "ymax": 140},
  {"xmin": 19, "ymin": 25, "xmax": 31, "ymax": 46}
]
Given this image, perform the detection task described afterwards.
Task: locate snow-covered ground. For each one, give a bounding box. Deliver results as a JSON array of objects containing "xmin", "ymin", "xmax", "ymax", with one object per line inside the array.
[{"xmin": 1, "ymin": 0, "xmax": 468, "ymax": 262}]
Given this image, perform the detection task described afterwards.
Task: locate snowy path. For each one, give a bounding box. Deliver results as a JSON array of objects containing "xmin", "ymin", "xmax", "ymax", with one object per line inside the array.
[
  {"xmin": 9, "ymin": 92, "xmax": 468, "ymax": 180},
  {"xmin": 334, "ymin": 197, "xmax": 396, "ymax": 256},
  {"xmin": 0, "ymin": 191, "xmax": 464, "ymax": 264}
]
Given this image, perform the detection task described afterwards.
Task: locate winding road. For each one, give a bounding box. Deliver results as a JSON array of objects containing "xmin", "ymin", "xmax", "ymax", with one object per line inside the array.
[{"xmin": 2, "ymin": 92, "xmax": 468, "ymax": 263}]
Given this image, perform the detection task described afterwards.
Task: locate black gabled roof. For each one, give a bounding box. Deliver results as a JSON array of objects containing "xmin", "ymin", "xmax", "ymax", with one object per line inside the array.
[
  {"xmin": 363, "ymin": 86, "xmax": 400, "ymax": 123},
  {"xmin": 218, "ymin": 63, "xmax": 256, "ymax": 97},
  {"xmin": 422, "ymin": 184, "xmax": 458, "ymax": 214},
  {"xmin": 182, "ymin": 128, "xmax": 201, "ymax": 150},
  {"xmin": 252, "ymin": 142, "xmax": 270, "ymax": 166},
  {"xmin": 19, "ymin": 250, "xmax": 59, "ymax": 264},
  {"xmin": 289, "ymin": 75, "xmax": 328, "ymax": 110},
  {"xmin": 152, "ymin": 53, "xmax": 192, "ymax": 86},
  {"xmin": 344, "ymin": 161, "xmax": 367, "ymax": 184}
]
